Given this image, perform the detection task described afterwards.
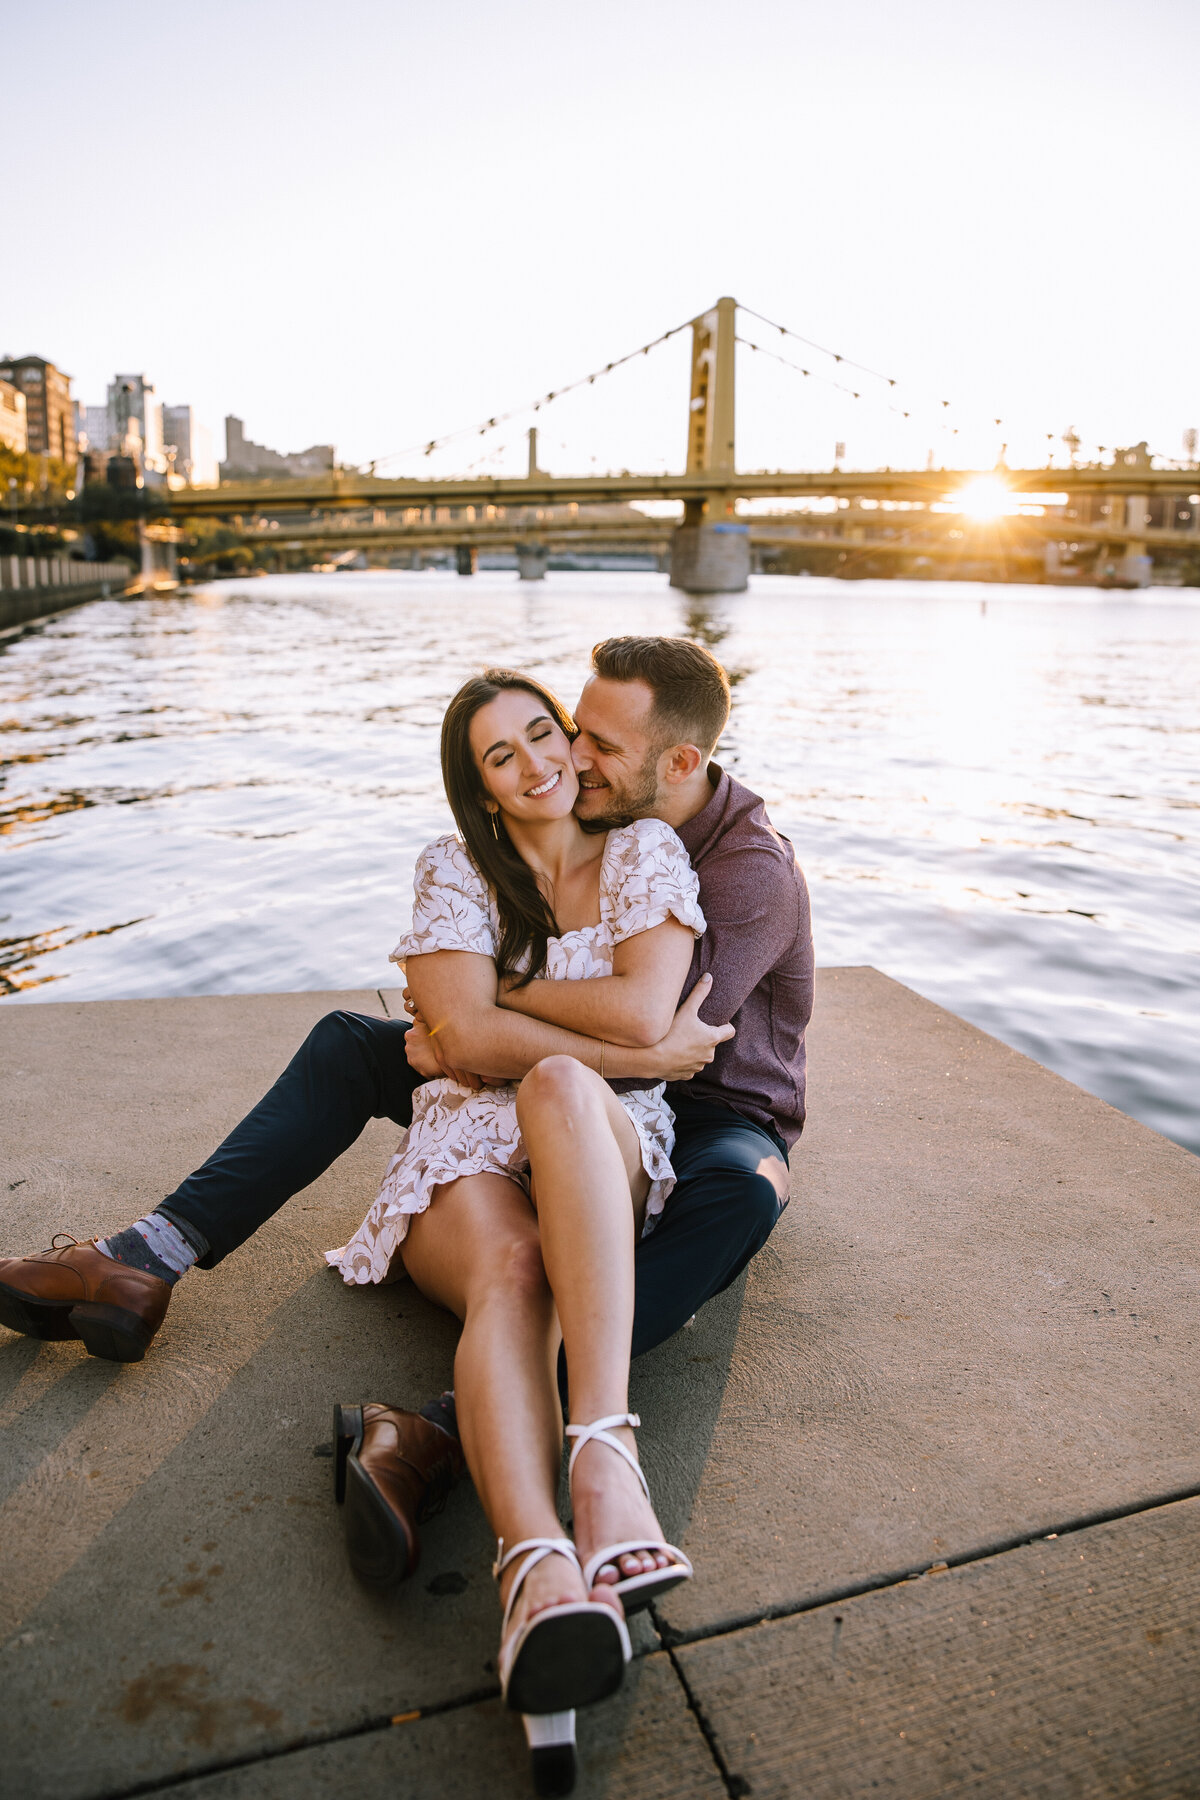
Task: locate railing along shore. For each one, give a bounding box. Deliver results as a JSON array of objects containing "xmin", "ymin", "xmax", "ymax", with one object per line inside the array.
[{"xmin": 0, "ymin": 554, "xmax": 135, "ymax": 632}]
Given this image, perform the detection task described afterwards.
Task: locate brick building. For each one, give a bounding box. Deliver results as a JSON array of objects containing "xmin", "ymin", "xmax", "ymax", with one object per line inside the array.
[
  {"xmin": 0, "ymin": 378, "xmax": 28, "ymax": 454},
  {"xmin": 0, "ymin": 356, "xmax": 74, "ymax": 462}
]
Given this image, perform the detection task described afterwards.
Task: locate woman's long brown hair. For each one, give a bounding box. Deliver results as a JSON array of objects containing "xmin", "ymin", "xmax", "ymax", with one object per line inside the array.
[{"xmin": 440, "ymin": 668, "xmax": 577, "ymax": 985}]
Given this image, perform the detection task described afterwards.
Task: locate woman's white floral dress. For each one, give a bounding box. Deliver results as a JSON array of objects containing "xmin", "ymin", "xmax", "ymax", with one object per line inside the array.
[{"xmin": 326, "ymin": 818, "xmax": 705, "ymax": 1285}]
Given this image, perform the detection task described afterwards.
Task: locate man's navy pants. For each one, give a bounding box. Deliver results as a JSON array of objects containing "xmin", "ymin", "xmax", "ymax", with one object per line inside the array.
[{"xmin": 159, "ymin": 1010, "xmax": 787, "ymax": 1360}]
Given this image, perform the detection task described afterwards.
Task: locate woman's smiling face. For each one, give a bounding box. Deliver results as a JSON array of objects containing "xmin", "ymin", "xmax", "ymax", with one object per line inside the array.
[{"xmin": 470, "ymin": 687, "xmax": 579, "ymax": 825}]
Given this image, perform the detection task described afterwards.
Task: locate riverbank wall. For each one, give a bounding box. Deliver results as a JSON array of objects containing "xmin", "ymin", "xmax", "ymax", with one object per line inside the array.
[
  {"xmin": 0, "ymin": 556, "xmax": 136, "ymax": 633},
  {"xmin": 1, "ymin": 968, "xmax": 1198, "ymax": 1797}
]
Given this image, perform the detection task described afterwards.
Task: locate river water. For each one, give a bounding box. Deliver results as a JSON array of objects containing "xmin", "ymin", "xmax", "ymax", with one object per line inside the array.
[{"xmin": 2, "ymin": 571, "xmax": 1197, "ymax": 1155}]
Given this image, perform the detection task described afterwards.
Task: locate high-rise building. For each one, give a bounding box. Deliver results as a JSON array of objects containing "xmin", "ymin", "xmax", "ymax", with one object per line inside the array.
[
  {"xmin": 108, "ymin": 373, "xmax": 167, "ymax": 479},
  {"xmin": 0, "ymin": 379, "xmax": 28, "ymax": 455},
  {"xmin": 162, "ymin": 404, "xmax": 219, "ymax": 487},
  {"xmin": 0, "ymin": 356, "xmax": 74, "ymax": 461},
  {"xmin": 78, "ymin": 403, "xmax": 114, "ymax": 453}
]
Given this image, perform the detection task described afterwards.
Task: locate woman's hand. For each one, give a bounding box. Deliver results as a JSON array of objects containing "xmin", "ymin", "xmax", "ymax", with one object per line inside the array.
[{"xmin": 648, "ymin": 974, "xmax": 734, "ymax": 1081}]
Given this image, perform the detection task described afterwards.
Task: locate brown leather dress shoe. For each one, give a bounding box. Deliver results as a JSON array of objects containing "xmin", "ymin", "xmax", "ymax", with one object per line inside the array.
[
  {"xmin": 0, "ymin": 1236, "xmax": 172, "ymax": 1362},
  {"xmin": 333, "ymin": 1402, "xmax": 466, "ymax": 1590}
]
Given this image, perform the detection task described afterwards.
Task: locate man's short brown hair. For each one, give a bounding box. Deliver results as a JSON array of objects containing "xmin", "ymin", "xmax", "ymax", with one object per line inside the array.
[{"xmin": 591, "ymin": 635, "xmax": 731, "ymax": 755}]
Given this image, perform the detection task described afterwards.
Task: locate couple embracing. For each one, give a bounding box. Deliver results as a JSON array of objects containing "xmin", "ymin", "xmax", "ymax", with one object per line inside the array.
[{"xmin": 0, "ymin": 635, "xmax": 813, "ymax": 1766}]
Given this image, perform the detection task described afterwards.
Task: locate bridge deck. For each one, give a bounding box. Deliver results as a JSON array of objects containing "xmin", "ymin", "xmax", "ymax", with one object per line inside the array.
[
  {"xmin": 165, "ymin": 465, "xmax": 1200, "ymax": 517},
  {"xmin": 2, "ymin": 971, "xmax": 1197, "ymax": 1798}
]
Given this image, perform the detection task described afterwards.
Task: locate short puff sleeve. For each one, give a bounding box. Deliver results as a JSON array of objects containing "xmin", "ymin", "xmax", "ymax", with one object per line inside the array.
[
  {"xmin": 601, "ymin": 818, "xmax": 705, "ymax": 948},
  {"xmin": 390, "ymin": 834, "xmax": 497, "ymax": 965}
]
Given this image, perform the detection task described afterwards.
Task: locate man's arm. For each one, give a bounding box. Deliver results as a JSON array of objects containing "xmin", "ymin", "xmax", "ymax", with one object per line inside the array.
[
  {"xmin": 691, "ymin": 846, "xmax": 806, "ymax": 1026},
  {"xmin": 405, "ymin": 950, "xmax": 728, "ymax": 1083},
  {"xmin": 497, "ymin": 919, "xmax": 695, "ymax": 1047}
]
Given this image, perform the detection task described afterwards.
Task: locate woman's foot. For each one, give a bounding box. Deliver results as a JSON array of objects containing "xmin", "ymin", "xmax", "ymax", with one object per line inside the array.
[
  {"xmin": 494, "ymin": 1534, "xmax": 631, "ymax": 1714},
  {"xmin": 569, "ymin": 1424, "xmax": 673, "ymax": 1592},
  {"xmin": 497, "ymin": 1537, "xmax": 621, "ymax": 1648}
]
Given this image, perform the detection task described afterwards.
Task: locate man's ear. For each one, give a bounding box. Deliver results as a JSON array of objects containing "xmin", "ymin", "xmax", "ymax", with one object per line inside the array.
[{"xmin": 661, "ymin": 743, "xmax": 704, "ymax": 784}]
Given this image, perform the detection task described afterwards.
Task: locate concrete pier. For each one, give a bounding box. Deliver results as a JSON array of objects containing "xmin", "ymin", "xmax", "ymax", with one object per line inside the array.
[
  {"xmin": 1, "ymin": 969, "xmax": 1198, "ymax": 1797},
  {"xmin": 516, "ymin": 544, "xmax": 549, "ymax": 581},
  {"xmin": 668, "ymin": 523, "xmax": 750, "ymax": 593}
]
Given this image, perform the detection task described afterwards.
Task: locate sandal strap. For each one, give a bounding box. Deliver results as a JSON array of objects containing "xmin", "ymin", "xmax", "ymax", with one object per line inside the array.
[
  {"xmin": 493, "ymin": 1535, "xmax": 579, "ymax": 1640},
  {"xmin": 564, "ymin": 1413, "xmax": 648, "ymax": 1498},
  {"xmin": 582, "ymin": 1539, "xmax": 692, "ymax": 1592}
]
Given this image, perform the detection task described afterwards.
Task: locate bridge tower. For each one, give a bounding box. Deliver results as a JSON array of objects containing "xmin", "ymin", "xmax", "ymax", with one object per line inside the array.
[{"xmin": 670, "ymin": 296, "xmax": 750, "ymax": 594}]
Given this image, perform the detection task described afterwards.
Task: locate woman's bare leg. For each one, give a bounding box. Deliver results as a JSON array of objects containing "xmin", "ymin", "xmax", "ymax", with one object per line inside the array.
[
  {"xmin": 400, "ymin": 1171, "xmax": 605, "ymax": 1634},
  {"xmin": 516, "ymin": 1057, "xmax": 671, "ymax": 1589}
]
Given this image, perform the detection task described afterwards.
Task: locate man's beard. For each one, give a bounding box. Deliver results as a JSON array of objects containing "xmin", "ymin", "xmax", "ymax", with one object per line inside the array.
[{"xmin": 575, "ymin": 758, "xmax": 660, "ymax": 831}]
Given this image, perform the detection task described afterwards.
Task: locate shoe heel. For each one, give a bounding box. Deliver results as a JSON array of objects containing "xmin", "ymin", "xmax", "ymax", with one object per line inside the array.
[
  {"xmin": 332, "ymin": 1403, "xmax": 363, "ymax": 1505},
  {"xmin": 69, "ymin": 1303, "xmax": 153, "ymax": 1363},
  {"xmin": 524, "ymin": 1711, "xmax": 577, "ymax": 1797}
]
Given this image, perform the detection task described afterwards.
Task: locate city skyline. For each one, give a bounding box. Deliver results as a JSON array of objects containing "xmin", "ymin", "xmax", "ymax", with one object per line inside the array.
[{"xmin": 8, "ymin": 0, "xmax": 1198, "ymax": 481}]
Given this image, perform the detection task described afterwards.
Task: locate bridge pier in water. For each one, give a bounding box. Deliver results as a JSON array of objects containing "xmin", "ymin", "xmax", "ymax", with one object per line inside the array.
[
  {"xmin": 516, "ymin": 543, "xmax": 548, "ymax": 580},
  {"xmin": 669, "ymin": 520, "xmax": 750, "ymax": 592},
  {"xmin": 669, "ymin": 297, "xmax": 750, "ymax": 593}
]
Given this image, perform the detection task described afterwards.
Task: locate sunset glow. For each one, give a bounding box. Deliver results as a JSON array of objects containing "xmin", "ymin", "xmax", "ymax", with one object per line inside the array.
[{"xmin": 956, "ymin": 476, "xmax": 1017, "ymax": 522}]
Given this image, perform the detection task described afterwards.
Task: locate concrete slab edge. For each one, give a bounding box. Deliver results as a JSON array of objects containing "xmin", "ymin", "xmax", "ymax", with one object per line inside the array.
[
  {"xmin": 85, "ymin": 1682, "xmax": 501, "ymax": 1800},
  {"xmin": 654, "ymin": 1474, "xmax": 1200, "ymax": 1652}
]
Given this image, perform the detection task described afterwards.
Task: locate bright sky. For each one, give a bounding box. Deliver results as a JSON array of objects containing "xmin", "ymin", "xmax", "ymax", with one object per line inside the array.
[{"xmin": 8, "ymin": 0, "xmax": 1198, "ymax": 478}]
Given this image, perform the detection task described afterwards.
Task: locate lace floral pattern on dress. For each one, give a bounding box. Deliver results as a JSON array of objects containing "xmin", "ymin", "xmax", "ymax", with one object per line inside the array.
[{"xmin": 326, "ymin": 820, "xmax": 704, "ymax": 1286}]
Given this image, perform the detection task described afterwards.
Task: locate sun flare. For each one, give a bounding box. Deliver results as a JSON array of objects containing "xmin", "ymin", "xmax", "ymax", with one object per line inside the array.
[{"xmin": 956, "ymin": 476, "xmax": 1016, "ymax": 522}]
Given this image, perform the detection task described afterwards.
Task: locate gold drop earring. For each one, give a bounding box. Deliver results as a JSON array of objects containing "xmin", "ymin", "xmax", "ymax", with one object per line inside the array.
[{"xmin": 490, "ymin": 811, "xmax": 500, "ymax": 840}]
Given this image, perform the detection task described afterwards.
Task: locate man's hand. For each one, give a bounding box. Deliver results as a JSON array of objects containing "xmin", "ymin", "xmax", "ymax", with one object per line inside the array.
[
  {"xmin": 649, "ymin": 974, "xmax": 734, "ymax": 1081},
  {"xmin": 403, "ymin": 1006, "xmax": 483, "ymax": 1091}
]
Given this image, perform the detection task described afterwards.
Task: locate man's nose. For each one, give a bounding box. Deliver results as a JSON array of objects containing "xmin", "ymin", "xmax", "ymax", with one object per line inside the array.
[{"xmin": 571, "ymin": 736, "xmax": 594, "ymax": 770}]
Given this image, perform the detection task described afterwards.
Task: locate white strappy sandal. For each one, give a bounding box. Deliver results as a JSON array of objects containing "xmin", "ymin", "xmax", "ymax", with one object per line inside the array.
[
  {"xmin": 493, "ymin": 1534, "xmax": 630, "ymax": 1715},
  {"xmin": 565, "ymin": 1413, "xmax": 694, "ymax": 1615}
]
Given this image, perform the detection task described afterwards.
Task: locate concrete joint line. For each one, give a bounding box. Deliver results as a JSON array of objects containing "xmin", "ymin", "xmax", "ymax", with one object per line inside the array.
[
  {"xmin": 92, "ymin": 1638, "xmax": 667, "ymax": 1800},
  {"xmin": 90, "ymin": 1683, "xmax": 501, "ymax": 1800},
  {"xmin": 656, "ymin": 1476, "xmax": 1200, "ymax": 1653},
  {"xmin": 654, "ymin": 1614, "xmax": 752, "ymax": 1800}
]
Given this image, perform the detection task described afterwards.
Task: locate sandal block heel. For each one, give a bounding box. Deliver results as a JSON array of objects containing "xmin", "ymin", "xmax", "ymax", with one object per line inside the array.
[{"xmin": 524, "ymin": 1710, "xmax": 577, "ymax": 1797}]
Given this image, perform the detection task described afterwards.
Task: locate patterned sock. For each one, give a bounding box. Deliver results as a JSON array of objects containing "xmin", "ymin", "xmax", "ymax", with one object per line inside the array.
[
  {"xmin": 96, "ymin": 1214, "xmax": 199, "ymax": 1285},
  {"xmin": 419, "ymin": 1390, "xmax": 459, "ymax": 1441}
]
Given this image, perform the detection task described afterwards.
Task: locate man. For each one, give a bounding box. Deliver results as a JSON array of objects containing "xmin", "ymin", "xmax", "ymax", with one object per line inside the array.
[{"xmin": 0, "ymin": 636, "xmax": 813, "ymax": 1583}]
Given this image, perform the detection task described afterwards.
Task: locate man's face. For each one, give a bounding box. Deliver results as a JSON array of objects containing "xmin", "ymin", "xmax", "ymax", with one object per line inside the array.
[{"xmin": 571, "ymin": 675, "xmax": 662, "ymax": 824}]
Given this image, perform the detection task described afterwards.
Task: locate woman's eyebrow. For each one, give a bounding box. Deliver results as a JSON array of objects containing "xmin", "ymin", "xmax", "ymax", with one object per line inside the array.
[{"xmin": 483, "ymin": 714, "xmax": 552, "ymax": 760}]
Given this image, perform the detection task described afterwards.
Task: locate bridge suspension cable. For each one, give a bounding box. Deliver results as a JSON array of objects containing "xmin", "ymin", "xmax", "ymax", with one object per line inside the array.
[
  {"xmin": 737, "ymin": 304, "xmax": 1004, "ymax": 442},
  {"xmin": 364, "ymin": 316, "xmax": 694, "ymax": 474},
  {"xmin": 361, "ymin": 297, "xmax": 1129, "ymax": 479},
  {"xmin": 737, "ymin": 333, "xmax": 979, "ymax": 442}
]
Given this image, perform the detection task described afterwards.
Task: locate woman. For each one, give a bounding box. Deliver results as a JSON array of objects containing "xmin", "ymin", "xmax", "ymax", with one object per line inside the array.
[{"xmin": 327, "ymin": 668, "xmax": 706, "ymax": 1725}]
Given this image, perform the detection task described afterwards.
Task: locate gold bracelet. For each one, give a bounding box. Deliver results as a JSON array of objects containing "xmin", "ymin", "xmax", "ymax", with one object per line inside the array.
[{"xmin": 599, "ymin": 1039, "xmax": 606, "ymax": 1081}]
